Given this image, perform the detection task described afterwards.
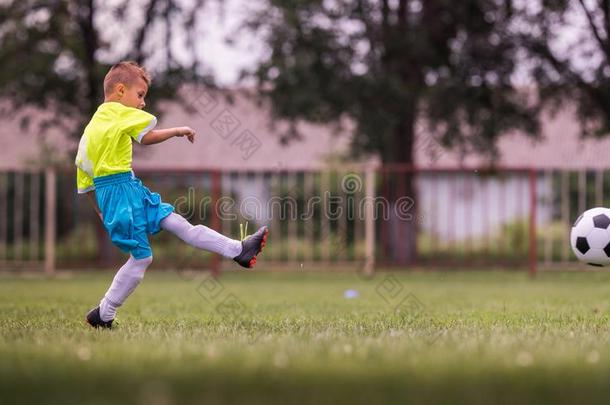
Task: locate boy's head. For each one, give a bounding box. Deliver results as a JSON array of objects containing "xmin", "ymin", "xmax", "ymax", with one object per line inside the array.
[{"xmin": 103, "ymin": 61, "xmax": 151, "ymax": 109}]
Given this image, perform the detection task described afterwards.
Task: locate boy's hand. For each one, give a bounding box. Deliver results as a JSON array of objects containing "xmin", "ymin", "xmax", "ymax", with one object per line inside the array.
[{"xmin": 176, "ymin": 126, "xmax": 196, "ymax": 143}]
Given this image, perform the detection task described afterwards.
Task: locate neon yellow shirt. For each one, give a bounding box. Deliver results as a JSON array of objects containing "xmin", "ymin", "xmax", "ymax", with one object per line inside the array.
[{"xmin": 75, "ymin": 102, "xmax": 157, "ymax": 193}]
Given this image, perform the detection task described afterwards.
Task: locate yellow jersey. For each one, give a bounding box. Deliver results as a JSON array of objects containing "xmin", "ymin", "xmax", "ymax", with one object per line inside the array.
[{"xmin": 75, "ymin": 102, "xmax": 157, "ymax": 193}]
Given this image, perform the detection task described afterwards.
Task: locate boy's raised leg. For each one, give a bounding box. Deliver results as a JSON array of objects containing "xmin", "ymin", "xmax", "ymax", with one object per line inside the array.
[
  {"xmin": 160, "ymin": 213, "xmax": 243, "ymax": 258},
  {"xmin": 159, "ymin": 213, "xmax": 268, "ymax": 268}
]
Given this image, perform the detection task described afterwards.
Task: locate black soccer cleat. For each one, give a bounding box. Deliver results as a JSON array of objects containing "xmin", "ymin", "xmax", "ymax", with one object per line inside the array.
[
  {"xmin": 85, "ymin": 306, "xmax": 113, "ymax": 329},
  {"xmin": 233, "ymin": 226, "xmax": 269, "ymax": 269}
]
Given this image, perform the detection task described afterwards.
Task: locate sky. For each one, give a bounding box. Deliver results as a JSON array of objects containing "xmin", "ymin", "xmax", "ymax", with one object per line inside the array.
[
  {"xmin": 186, "ymin": 0, "xmax": 265, "ymax": 85},
  {"xmin": 94, "ymin": 0, "xmax": 265, "ymax": 86}
]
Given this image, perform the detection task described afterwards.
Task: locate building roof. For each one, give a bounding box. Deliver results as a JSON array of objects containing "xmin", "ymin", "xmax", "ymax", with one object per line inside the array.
[
  {"xmin": 132, "ymin": 88, "xmax": 352, "ymax": 171},
  {"xmin": 1, "ymin": 89, "xmax": 610, "ymax": 171},
  {"xmin": 0, "ymin": 89, "xmax": 352, "ymax": 172},
  {"xmin": 0, "ymin": 104, "xmax": 76, "ymax": 170},
  {"xmin": 417, "ymin": 106, "xmax": 610, "ymax": 170}
]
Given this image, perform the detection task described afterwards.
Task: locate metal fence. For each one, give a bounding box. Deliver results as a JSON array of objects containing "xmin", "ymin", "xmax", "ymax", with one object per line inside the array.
[
  {"xmin": 0, "ymin": 169, "xmax": 55, "ymax": 273},
  {"xmin": 7, "ymin": 165, "xmax": 593, "ymax": 275},
  {"xmin": 380, "ymin": 166, "xmax": 537, "ymax": 272},
  {"xmin": 536, "ymin": 169, "xmax": 610, "ymax": 268}
]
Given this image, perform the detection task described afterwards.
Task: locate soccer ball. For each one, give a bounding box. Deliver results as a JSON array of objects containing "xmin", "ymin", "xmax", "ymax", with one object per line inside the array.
[{"xmin": 570, "ymin": 207, "xmax": 610, "ymax": 266}]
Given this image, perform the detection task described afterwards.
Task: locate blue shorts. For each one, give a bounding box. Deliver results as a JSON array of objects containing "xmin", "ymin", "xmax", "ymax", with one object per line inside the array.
[{"xmin": 93, "ymin": 172, "xmax": 174, "ymax": 259}]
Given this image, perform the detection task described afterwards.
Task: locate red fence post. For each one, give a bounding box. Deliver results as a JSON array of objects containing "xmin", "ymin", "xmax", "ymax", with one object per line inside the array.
[{"xmin": 529, "ymin": 169, "xmax": 538, "ymax": 278}]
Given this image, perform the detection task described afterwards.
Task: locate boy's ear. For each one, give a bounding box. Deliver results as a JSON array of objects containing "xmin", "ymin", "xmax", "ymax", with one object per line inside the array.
[{"xmin": 116, "ymin": 83, "xmax": 125, "ymax": 97}]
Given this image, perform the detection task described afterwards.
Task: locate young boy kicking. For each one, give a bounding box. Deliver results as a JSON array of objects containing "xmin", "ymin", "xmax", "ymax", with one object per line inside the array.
[{"xmin": 76, "ymin": 61, "xmax": 268, "ymax": 329}]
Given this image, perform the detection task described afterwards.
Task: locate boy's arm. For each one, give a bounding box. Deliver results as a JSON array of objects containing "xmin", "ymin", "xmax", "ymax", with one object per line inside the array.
[
  {"xmin": 140, "ymin": 126, "xmax": 196, "ymax": 145},
  {"xmin": 86, "ymin": 190, "xmax": 103, "ymax": 221}
]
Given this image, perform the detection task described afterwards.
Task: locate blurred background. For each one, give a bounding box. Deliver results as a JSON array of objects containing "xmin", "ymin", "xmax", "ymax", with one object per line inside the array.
[{"xmin": 1, "ymin": 0, "xmax": 610, "ymax": 274}]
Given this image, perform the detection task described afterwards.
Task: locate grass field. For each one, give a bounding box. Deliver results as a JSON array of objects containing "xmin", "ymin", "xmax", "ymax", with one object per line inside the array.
[{"xmin": 2, "ymin": 269, "xmax": 610, "ymax": 404}]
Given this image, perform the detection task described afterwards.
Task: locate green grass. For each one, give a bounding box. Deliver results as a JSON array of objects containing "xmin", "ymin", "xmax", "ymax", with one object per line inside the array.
[{"xmin": 2, "ymin": 270, "xmax": 610, "ymax": 404}]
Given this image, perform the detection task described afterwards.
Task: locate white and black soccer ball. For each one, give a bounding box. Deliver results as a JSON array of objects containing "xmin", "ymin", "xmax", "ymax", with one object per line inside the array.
[{"xmin": 570, "ymin": 207, "xmax": 610, "ymax": 267}]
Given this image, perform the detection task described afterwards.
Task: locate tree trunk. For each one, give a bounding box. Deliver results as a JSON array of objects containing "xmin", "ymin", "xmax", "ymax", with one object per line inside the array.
[
  {"xmin": 387, "ymin": 177, "xmax": 417, "ymax": 266},
  {"xmin": 376, "ymin": 0, "xmax": 420, "ymax": 267},
  {"xmin": 385, "ymin": 97, "xmax": 418, "ymax": 267}
]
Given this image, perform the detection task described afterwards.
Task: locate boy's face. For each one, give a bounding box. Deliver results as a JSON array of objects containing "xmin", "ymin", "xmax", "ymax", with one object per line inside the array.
[{"xmin": 116, "ymin": 78, "xmax": 148, "ymax": 109}]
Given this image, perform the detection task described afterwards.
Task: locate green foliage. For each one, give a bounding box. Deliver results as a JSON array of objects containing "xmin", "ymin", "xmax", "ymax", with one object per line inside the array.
[
  {"xmin": 0, "ymin": 0, "xmax": 211, "ymax": 139},
  {"xmin": 415, "ymin": 218, "xmax": 532, "ymax": 266},
  {"xmin": 501, "ymin": 220, "xmax": 530, "ymax": 254},
  {"xmin": 246, "ymin": 0, "xmax": 540, "ymax": 163},
  {"xmin": 515, "ymin": 0, "xmax": 610, "ymax": 138}
]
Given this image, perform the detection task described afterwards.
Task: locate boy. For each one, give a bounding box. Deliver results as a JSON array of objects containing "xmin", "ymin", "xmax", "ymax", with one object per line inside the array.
[{"xmin": 75, "ymin": 61, "xmax": 268, "ymax": 329}]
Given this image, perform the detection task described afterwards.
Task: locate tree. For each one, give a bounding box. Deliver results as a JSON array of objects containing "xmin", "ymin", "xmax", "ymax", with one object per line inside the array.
[
  {"xmin": 0, "ymin": 0, "xmax": 212, "ymax": 127},
  {"xmin": 245, "ymin": 0, "xmax": 539, "ymax": 265},
  {"xmin": 515, "ymin": 0, "xmax": 610, "ymax": 138},
  {"xmin": 0, "ymin": 0, "xmax": 211, "ymax": 265}
]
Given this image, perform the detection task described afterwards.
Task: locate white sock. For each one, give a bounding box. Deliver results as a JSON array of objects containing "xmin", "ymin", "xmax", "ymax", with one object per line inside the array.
[
  {"xmin": 99, "ymin": 255, "xmax": 153, "ymax": 322},
  {"xmin": 160, "ymin": 213, "xmax": 242, "ymax": 258}
]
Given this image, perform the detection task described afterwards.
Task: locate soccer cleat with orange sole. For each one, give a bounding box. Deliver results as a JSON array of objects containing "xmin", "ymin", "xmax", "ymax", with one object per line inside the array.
[{"xmin": 233, "ymin": 226, "xmax": 268, "ymax": 269}]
